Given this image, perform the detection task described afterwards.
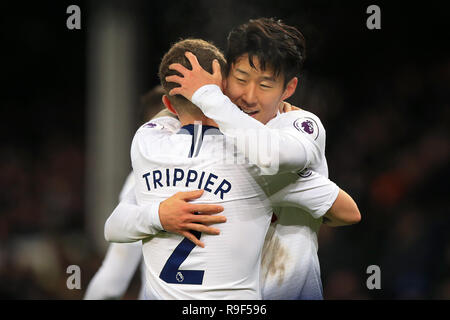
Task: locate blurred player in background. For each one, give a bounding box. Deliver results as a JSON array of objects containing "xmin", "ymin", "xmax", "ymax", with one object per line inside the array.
[{"xmin": 84, "ymin": 86, "xmax": 164, "ymax": 299}]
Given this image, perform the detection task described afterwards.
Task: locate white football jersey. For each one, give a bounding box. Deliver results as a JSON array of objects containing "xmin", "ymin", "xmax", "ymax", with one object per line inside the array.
[
  {"xmin": 191, "ymin": 86, "xmax": 334, "ymax": 299},
  {"xmin": 131, "ymin": 121, "xmax": 273, "ymax": 300}
]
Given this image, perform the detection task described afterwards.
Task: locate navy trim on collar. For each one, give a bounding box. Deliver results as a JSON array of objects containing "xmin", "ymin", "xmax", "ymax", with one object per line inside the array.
[
  {"xmin": 177, "ymin": 124, "xmax": 222, "ymax": 158},
  {"xmin": 177, "ymin": 124, "xmax": 221, "ymax": 136}
]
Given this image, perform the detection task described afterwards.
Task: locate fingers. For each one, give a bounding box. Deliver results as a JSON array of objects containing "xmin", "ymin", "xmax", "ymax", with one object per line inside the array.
[
  {"xmin": 192, "ymin": 214, "xmax": 227, "ymax": 225},
  {"xmin": 168, "ymin": 87, "xmax": 182, "ymax": 96},
  {"xmin": 165, "ymin": 75, "xmax": 184, "ymax": 84},
  {"xmin": 177, "ymin": 189, "xmax": 204, "ymax": 200},
  {"xmin": 185, "ymin": 51, "xmax": 200, "ymax": 70},
  {"xmin": 189, "ymin": 203, "xmax": 224, "ymax": 214},
  {"xmin": 169, "ymin": 63, "xmax": 188, "ymax": 74},
  {"xmin": 279, "ymin": 101, "xmax": 301, "ymax": 113},
  {"xmin": 185, "ymin": 223, "xmax": 220, "ymax": 235},
  {"xmin": 181, "ymin": 231, "xmax": 205, "ymax": 248}
]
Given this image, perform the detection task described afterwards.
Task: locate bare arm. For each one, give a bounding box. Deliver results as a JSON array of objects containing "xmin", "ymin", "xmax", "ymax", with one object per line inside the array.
[{"xmin": 323, "ymin": 189, "xmax": 361, "ymax": 227}]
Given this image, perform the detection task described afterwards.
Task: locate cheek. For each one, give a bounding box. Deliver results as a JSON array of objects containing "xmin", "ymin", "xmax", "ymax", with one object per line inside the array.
[
  {"xmin": 259, "ymin": 94, "xmax": 281, "ymax": 114},
  {"xmin": 224, "ymin": 82, "xmax": 241, "ymax": 101}
]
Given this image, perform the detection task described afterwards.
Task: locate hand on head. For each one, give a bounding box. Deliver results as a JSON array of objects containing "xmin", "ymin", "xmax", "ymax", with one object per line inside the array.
[{"xmin": 166, "ymin": 52, "xmax": 223, "ymax": 100}]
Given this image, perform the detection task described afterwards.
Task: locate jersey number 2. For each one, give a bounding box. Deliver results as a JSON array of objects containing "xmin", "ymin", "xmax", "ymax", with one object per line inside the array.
[{"xmin": 159, "ymin": 230, "xmax": 204, "ymax": 285}]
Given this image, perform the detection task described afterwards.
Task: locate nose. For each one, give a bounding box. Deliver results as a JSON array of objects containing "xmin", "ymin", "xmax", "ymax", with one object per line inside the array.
[{"xmin": 241, "ymin": 83, "xmax": 258, "ymax": 108}]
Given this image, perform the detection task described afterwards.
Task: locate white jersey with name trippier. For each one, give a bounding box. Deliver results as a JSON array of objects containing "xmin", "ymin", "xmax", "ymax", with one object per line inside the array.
[
  {"xmin": 128, "ymin": 114, "xmax": 337, "ymax": 300},
  {"xmin": 131, "ymin": 122, "xmax": 273, "ymax": 300}
]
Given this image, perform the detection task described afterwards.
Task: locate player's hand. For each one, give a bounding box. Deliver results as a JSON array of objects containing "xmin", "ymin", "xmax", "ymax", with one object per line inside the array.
[
  {"xmin": 158, "ymin": 189, "xmax": 226, "ymax": 248},
  {"xmin": 165, "ymin": 51, "xmax": 223, "ymax": 100},
  {"xmin": 278, "ymin": 101, "xmax": 301, "ymax": 113}
]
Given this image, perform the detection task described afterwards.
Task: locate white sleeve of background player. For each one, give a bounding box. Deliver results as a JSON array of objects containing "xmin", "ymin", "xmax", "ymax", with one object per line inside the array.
[
  {"xmin": 192, "ymin": 85, "xmax": 325, "ymax": 173},
  {"xmin": 104, "ymin": 186, "xmax": 163, "ymax": 243},
  {"xmin": 105, "ymin": 119, "xmax": 178, "ymax": 242},
  {"xmin": 86, "ymin": 174, "xmax": 145, "ymax": 299},
  {"xmin": 84, "ymin": 242, "xmax": 142, "ymax": 300},
  {"xmin": 118, "ymin": 172, "xmax": 135, "ymax": 201},
  {"xmin": 270, "ymin": 171, "xmax": 340, "ymax": 219}
]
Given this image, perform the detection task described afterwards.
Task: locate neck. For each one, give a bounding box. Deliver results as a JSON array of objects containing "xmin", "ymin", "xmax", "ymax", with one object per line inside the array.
[{"xmin": 178, "ymin": 114, "xmax": 218, "ymax": 127}]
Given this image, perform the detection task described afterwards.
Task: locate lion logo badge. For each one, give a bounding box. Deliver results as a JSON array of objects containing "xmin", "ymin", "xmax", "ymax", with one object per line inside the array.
[
  {"xmin": 301, "ymin": 120, "xmax": 314, "ymax": 134},
  {"xmin": 293, "ymin": 117, "xmax": 320, "ymax": 140}
]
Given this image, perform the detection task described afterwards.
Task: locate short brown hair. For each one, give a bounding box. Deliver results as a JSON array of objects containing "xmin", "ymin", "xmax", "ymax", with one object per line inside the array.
[{"xmin": 158, "ymin": 39, "xmax": 227, "ymax": 115}]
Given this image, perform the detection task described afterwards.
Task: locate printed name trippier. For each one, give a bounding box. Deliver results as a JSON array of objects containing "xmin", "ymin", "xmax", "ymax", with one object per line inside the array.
[{"xmin": 142, "ymin": 168, "xmax": 231, "ymax": 200}]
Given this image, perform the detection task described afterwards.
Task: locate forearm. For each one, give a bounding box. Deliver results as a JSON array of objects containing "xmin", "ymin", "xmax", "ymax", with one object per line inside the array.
[
  {"xmin": 322, "ymin": 189, "xmax": 361, "ymax": 227},
  {"xmin": 104, "ymin": 201, "xmax": 163, "ymax": 243}
]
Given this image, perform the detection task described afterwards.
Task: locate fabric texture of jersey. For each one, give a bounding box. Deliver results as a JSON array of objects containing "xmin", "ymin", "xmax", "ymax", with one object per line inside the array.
[
  {"xmin": 131, "ymin": 122, "xmax": 273, "ymax": 300},
  {"xmin": 260, "ymin": 110, "xmax": 331, "ymax": 300},
  {"xmin": 192, "ymin": 85, "xmax": 334, "ymax": 300}
]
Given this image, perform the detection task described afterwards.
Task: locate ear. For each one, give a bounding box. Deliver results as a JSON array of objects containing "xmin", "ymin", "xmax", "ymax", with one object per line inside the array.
[
  {"xmin": 281, "ymin": 77, "xmax": 298, "ymax": 101},
  {"xmin": 162, "ymin": 95, "xmax": 178, "ymax": 115}
]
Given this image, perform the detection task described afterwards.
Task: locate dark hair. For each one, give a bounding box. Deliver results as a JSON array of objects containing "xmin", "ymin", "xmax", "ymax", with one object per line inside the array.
[
  {"xmin": 159, "ymin": 39, "xmax": 227, "ymax": 113},
  {"xmin": 226, "ymin": 18, "xmax": 306, "ymax": 86}
]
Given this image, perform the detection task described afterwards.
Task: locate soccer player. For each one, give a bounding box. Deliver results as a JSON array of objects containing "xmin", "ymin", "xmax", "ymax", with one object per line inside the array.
[
  {"xmin": 84, "ymin": 87, "xmax": 226, "ymax": 299},
  {"xmin": 166, "ymin": 18, "xmax": 361, "ymax": 299},
  {"xmin": 104, "ymin": 38, "xmax": 355, "ymax": 299},
  {"xmin": 106, "ymin": 38, "xmax": 283, "ymax": 299}
]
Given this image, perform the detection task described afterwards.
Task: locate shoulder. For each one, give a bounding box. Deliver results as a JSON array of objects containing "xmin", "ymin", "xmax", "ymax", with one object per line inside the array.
[
  {"xmin": 138, "ymin": 117, "xmax": 181, "ymax": 133},
  {"xmin": 131, "ymin": 119, "xmax": 176, "ymax": 161},
  {"xmin": 270, "ymin": 110, "xmax": 326, "ymax": 142},
  {"xmin": 134, "ymin": 118, "xmax": 180, "ymax": 142}
]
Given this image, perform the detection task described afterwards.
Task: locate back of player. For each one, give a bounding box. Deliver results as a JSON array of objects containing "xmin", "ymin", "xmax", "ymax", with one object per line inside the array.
[{"xmin": 131, "ymin": 122, "xmax": 273, "ymax": 299}]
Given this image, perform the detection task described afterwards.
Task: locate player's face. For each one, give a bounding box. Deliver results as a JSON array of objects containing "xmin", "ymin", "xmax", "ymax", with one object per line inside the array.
[{"xmin": 225, "ymin": 54, "xmax": 297, "ymax": 124}]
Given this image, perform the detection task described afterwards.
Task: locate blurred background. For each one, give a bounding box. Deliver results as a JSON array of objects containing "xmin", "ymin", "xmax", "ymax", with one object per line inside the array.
[{"xmin": 0, "ymin": 0, "xmax": 449, "ymax": 299}]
